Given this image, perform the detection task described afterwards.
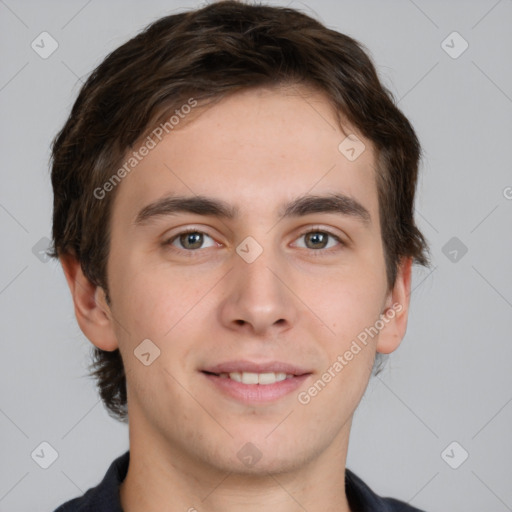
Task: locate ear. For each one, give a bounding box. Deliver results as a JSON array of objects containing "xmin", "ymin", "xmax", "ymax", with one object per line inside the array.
[
  {"xmin": 60, "ymin": 252, "xmax": 119, "ymax": 351},
  {"xmin": 375, "ymin": 257, "xmax": 413, "ymax": 354}
]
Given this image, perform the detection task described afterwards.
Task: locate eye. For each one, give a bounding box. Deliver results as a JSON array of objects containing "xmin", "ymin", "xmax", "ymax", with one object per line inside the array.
[
  {"xmin": 165, "ymin": 229, "xmax": 217, "ymax": 251},
  {"xmin": 293, "ymin": 229, "xmax": 344, "ymax": 252}
]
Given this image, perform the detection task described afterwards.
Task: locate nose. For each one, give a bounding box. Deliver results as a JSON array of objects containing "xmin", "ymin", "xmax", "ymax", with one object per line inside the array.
[{"xmin": 218, "ymin": 244, "xmax": 298, "ymax": 337}]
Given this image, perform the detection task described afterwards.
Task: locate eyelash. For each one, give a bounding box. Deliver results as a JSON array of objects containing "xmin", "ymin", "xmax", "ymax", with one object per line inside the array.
[{"xmin": 163, "ymin": 227, "xmax": 345, "ymax": 257}]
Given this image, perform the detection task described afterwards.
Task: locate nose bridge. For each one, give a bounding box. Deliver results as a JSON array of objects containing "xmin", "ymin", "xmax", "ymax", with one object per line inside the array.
[{"xmin": 238, "ymin": 241, "xmax": 281, "ymax": 294}]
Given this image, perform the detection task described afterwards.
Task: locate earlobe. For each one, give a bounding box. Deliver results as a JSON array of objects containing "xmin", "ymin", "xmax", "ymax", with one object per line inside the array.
[
  {"xmin": 59, "ymin": 252, "xmax": 119, "ymax": 352},
  {"xmin": 375, "ymin": 257, "xmax": 413, "ymax": 354}
]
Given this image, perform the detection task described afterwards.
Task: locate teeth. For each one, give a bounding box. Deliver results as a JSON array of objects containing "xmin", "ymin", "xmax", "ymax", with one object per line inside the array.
[{"xmin": 225, "ymin": 371, "xmax": 292, "ymax": 384}]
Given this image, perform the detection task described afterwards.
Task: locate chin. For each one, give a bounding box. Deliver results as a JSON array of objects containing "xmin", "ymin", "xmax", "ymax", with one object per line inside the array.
[{"xmin": 201, "ymin": 431, "xmax": 319, "ymax": 476}]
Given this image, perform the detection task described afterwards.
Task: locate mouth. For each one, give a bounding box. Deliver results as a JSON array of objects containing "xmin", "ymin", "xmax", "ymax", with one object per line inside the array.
[
  {"xmin": 200, "ymin": 361, "xmax": 312, "ymax": 403},
  {"xmin": 203, "ymin": 371, "xmax": 296, "ymax": 385}
]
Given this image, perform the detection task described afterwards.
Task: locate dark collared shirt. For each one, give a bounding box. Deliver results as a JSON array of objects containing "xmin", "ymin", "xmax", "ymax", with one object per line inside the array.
[{"xmin": 53, "ymin": 451, "xmax": 426, "ymax": 511}]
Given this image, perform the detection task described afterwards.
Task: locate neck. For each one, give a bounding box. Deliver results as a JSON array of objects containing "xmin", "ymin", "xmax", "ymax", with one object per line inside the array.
[{"xmin": 119, "ymin": 421, "xmax": 353, "ymax": 512}]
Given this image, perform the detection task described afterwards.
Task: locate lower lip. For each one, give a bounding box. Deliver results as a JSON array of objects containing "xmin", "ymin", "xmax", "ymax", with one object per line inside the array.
[{"xmin": 202, "ymin": 372, "xmax": 310, "ymax": 403}]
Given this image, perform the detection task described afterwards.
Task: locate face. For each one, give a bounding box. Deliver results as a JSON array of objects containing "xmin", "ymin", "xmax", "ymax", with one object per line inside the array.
[{"xmin": 89, "ymin": 85, "xmax": 409, "ymax": 475}]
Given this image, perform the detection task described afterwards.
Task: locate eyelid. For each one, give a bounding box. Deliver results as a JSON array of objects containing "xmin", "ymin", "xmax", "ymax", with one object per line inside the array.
[{"xmin": 296, "ymin": 224, "xmax": 345, "ymax": 238}]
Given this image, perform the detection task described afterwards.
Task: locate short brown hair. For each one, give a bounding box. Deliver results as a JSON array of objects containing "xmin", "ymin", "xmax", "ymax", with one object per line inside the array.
[{"xmin": 49, "ymin": 0, "xmax": 429, "ymax": 422}]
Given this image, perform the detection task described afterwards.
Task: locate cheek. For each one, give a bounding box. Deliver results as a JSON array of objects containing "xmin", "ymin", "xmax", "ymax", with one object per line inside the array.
[
  {"xmin": 110, "ymin": 268, "xmax": 210, "ymax": 407},
  {"xmin": 109, "ymin": 261, "xmax": 210, "ymax": 351},
  {"xmin": 307, "ymin": 276, "xmax": 383, "ymax": 398},
  {"xmin": 306, "ymin": 266, "xmax": 387, "ymax": 340}
]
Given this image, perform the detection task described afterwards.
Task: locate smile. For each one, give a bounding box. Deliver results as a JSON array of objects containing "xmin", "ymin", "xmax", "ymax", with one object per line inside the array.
[
  {"xmin": 201, "ymin": 362, "xmax": 312, "ymax": 403},
  {"xmin": 215, "ymin": 371, "xmax": 294, "ymax": 384}
]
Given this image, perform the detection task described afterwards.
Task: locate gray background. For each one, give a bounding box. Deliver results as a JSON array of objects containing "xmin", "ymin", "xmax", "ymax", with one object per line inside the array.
[{"xmin": 1, "ymin": 0, "xmax": 511, "ymax": 511}]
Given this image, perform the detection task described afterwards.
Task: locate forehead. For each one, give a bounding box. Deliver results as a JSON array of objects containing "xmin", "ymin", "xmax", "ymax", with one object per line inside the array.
[{"xmin": 111, "ymin": 85, "xmax": 378, "ymax": 226}]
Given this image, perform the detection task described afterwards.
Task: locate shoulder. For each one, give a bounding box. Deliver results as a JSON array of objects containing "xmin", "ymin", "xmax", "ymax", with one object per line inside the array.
[
  {"xmin": 52, "ymin": 451, "xmax": 129, "ymax": 512},
  {"xmin": 345, "ymin": 468, "xmax": 427, "ymax": 512}
]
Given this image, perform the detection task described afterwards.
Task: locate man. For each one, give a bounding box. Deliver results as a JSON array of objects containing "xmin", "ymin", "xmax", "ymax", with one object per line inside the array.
[{"xmin": 50, "ymin": 1, "xmax": 429, "ymax": 510}]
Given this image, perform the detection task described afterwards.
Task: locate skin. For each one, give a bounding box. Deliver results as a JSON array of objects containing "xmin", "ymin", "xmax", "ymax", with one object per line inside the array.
[{"xmin": 61, "ymin": 84, "xmax": 412, "ymax": 512}]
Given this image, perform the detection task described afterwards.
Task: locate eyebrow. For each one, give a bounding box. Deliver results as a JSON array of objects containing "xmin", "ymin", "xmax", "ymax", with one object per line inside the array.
[{"xmin": 134, "ymin": 193, "xmax": 371, "ymax": 226}]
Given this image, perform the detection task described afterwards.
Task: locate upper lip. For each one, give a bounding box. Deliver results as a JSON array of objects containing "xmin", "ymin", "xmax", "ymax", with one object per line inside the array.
[{"xmin": 202, "ymin": 360, "xmax": 312, "ymax": 376}]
